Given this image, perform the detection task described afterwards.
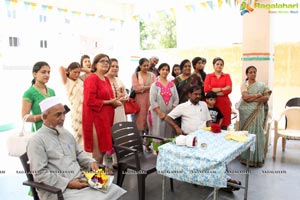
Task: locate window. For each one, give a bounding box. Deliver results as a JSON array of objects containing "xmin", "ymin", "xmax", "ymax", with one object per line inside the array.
[
  {"xmin": 7, "ymin": 10, "xmax": 16, "ymax": 19},
  {"xmin": 9, "ymin": 37, "xmax": 19, "ymax": 47},
  {"xmin": 40, "ymin": 40, "xmax": 47, "ymax": 48},
  {"xmin": 39, "ymin": 15, "xmax": 47, "ymax": 23}
]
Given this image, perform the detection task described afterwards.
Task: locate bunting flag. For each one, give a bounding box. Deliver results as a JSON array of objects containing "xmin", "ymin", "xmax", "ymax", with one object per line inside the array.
[
  {"xmin": 169, "ymin": 8, "xmax": 175, "ymax": 15},
  {"xmin": 132, "ymin": 15, "xmax": 138, "ymax": 22},
  {"xmin": 218, "ymin": 0, "xmax": 223, "ymax": 9},
  {"xmin": 207, "ymin": 1, "xmax": 214, "ymax": 9},
  {"xmin": 201, "ymin": 2, "xmax": 208, "ymax": 9},
  {"xmin": 185, "ymin": 5, "xmax": 191, "ymax": 12},
  {"xmin": 3, "ymin": 0, "xmax": 125, "ymax": 26},
  {"xmin": 71, "ymin": 11, "xmax": 81, "ymax": 16}
]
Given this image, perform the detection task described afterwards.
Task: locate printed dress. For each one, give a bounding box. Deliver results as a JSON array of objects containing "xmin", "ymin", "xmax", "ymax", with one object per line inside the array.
[{"xmin": 148, "ymin": 80, "xmax": 179, "ymax": 139}]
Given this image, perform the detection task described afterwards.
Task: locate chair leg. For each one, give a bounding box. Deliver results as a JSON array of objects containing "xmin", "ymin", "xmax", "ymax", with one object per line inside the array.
[
  {"xmin": 282, "ymin": 138, "xmax": 286, "ymax": 152},
  {"xmin": 137, "ymin": 174, "xmax": 146, "ymax": 200},
  {"xmin": 273, "ymin": 134, "xmax": 279, "ymax": 160},
  {"xmin": 117, "ymin": 164, "xmax": 126, "ymax": 187},
  {"xmin": 170, "ymin": 178, "xmax": 174, "ymax": 192}
]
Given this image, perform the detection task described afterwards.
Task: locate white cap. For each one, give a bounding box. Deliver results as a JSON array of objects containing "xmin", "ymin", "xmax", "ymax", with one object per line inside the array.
[{"xmin": 39, "ymin": 96, "xmax": 61, "ymax": 112}]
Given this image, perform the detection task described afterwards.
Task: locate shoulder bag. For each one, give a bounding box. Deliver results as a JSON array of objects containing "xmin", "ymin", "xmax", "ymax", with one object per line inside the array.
[{"xmin": 6, "ymin": 114, "xmax": 36, "ymax": 157}]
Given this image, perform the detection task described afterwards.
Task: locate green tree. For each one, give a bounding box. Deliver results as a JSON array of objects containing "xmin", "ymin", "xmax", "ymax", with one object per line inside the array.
[{"xmin": 140, "ymin": 13, "xmax": 177, "ymax": 50}]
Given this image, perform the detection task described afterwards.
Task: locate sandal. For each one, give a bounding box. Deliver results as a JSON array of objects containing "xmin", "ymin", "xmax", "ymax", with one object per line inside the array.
[
  {"xmin": 144, "ymin": 145, "xmax": 153, "ymax": 153},
  {"xmin": 104, "ymin": 166, "xmax": 114, "ymax": 175},
  {"xmin": 224, "ymin": 179, "xmax": 241, "ymax": 192}
]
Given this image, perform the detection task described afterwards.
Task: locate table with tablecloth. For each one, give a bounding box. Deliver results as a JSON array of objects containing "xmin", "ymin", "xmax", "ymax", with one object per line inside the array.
[{"xmin": 156, "ymin": 130, "xmax": 256, "ymax": 199}]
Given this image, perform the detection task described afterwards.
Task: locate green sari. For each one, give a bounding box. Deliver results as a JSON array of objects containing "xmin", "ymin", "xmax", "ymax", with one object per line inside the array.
[{"xmin": 238, "ymin": 81, "xmax": 271, "ymax": 167}]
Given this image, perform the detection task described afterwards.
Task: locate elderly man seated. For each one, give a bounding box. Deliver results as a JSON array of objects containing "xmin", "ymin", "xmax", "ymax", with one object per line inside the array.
[{"xmin": 27, "ymin": 96, "xmax": 126, "ymax": 200}]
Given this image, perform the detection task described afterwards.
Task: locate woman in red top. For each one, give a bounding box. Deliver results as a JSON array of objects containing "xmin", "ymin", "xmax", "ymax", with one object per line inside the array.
[
  {"xmin": 204, "ymin": 57, "xmax": 232, "ymax": 130},
  {"xmin": 82, "ymin": 53, "xmax": 122, "ymax": 165}
]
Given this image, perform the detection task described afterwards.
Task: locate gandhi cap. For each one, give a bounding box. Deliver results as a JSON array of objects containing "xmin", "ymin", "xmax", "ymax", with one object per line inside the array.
[{"xmin": 39, "ymin": 96, "xmax": 61, "ymax": 112}]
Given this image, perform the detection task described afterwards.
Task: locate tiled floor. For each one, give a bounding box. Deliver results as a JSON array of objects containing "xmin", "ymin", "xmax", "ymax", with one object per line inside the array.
[{"xmin": 1, "ymin": 129, "xmax": 300, "ymax": 200}]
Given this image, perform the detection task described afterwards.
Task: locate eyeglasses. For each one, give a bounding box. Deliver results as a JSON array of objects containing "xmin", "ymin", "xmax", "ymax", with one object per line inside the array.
[{"xmin": 98, "ymin": 60, "xmax": 110, "ymax": 64}]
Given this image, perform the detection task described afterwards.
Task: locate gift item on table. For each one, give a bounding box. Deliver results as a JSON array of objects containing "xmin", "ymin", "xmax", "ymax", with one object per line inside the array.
[
  {"xmin": 211, "ymin": 123, "xmax": 221, "ymax": 133},
  {"xmin": 175, "ymin": 135, "xmax": 197, "ymax": 147},
  {"xmin": 225, "ymin": 131, "xmax": 248, "ymax": 142}
]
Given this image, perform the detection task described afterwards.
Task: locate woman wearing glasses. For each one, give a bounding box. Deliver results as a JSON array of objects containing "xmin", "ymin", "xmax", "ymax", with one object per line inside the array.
[{"xmin": 82, "ymin": 53, "xmax": 122, "ymax": 173}]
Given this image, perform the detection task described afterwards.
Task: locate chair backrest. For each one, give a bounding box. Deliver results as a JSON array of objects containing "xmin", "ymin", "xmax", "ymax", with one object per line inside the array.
[
  {"xmin": 111, "ymin": 122, "xmax": 144, "ymax": 161},
  {"xmin": 285, "ymin": 97, "xmax": 300, "ymax": 107},
  {"xmin": 19, "ymin": 153, "xmax": 40, "ymax": 200},
  {"xmin": 285, "ymin": 98, "xmax": 300, "ymax": 129},
  {"xmin": 285, "ymin": 107, "xmax": 300, "ymax": 130}
]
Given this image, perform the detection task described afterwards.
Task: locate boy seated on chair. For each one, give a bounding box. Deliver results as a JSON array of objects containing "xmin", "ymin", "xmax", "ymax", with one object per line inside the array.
[{"xmin": 26, "ymin": 96, "xmax": 126, "ymax": 200}]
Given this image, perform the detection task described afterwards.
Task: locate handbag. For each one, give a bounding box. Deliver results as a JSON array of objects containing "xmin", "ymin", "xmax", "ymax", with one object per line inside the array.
[
  {"xmin": 129, "ymin": 88, "xmax": 136, "ymax": 99},
  {"xmin": 6, "ymin": 114, "xmax": 36, "ymax": 157},
  {"xmin": 123, "ymin": 98, "xmax": 140, "ymax": 115},
  {"xmin": 129, "ymin": 72, "xmax": 139, "ymax": 99}
]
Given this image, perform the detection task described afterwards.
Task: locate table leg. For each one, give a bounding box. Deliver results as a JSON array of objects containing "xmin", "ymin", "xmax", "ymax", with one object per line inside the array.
[
  {"xmin": 213, "ymin": 187, "xmax": 219, "ymax": 200},
  {"xmin": 244, "ymin": 147, "xmax": 250, "ymax": 200},
  {"xmin": 162, "ymin": 175, "xmax": 165, "ymax": 200}
]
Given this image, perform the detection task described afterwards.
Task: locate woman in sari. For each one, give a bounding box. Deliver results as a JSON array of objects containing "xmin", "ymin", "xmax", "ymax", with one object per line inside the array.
[
  {"xmin": 59, "ymin": 62, "xmax": 83, "ymax": 146},
  {"xmin": 174, "ymin": 59, "xmax": 203, "ymax": 104},
  {"xmin": 238, "ymin": 65, "xmax": 271, "ymax": 167}
]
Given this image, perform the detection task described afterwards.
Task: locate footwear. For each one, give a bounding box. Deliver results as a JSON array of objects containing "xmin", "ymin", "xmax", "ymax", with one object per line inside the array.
[
  {"xmin": 222, "ymin": 179, "xmax": 241, "ymax": 192},
  {"xmin": 145, "ymin": 146, "xmax": 153, "ymax": 153}
]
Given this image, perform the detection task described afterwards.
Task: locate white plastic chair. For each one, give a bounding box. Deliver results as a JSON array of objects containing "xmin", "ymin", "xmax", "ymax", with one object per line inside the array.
[{"xmin": 273, "ymin": 107, "xmax": 300, "ymax": 160}]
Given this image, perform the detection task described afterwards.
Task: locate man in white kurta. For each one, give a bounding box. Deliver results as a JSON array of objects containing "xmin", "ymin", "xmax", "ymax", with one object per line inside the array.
[{"xmin": 27, "ymin": 96, "xmax": 126, "ymax": 200}]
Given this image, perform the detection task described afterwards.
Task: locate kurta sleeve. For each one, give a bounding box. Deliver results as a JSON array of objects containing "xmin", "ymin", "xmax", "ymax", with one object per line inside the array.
[
  {"xmin": 150, "ymin": 82, "xmax": 159, "ymax": 109},
  {"xmin": 84, "ymin": 75, "xmax": 104, "ymax": 112},
  {"xmin": 204, "ymin": 74, "xmax": 213, "ymax": 93},
  {"xmin": 222, "ymin": 74, "xmax": 232, "ymax": 95},
  {"xmin": 75, "ymin": 141, "xmax": 96, "ymax": 169},
  {"xmin": 27, "ymin": 137, "xmax": 69, "ymax": 192}
]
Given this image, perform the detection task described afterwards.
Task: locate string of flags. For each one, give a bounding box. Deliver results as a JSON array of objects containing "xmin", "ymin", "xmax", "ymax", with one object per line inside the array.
[
  {"xmin": 3, "ymin": 0, "xmax": 246, "ymax": 23},
  {"xmin": 3, "ymin": 0, "xmax": 125, "ymax": 25},
  {"xmin": 132, "ymin": 0, "xmax": 244, "ymax": 21}
]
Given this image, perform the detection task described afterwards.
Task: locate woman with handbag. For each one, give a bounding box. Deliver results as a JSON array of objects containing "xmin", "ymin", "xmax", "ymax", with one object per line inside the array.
[
  {"xmin": 22, "ymin": 61, "xmax": 56, "ymax": 131},
  {"xmin": 131, "ymin": 58, "xmax": 156, "ymax": 133},
  {"xmin": 147, "ymin": 63, "xmax": 179, "ymax": 152}
]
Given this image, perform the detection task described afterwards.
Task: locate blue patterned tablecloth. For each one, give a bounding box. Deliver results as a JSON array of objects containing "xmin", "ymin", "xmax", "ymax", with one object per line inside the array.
[{"xmin": 156, "ymin": 130, "xmax": 256, "ymax": 187}]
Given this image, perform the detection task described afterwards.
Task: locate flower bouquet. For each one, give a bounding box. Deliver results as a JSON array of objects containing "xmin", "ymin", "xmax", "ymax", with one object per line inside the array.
[{"xmin": 82, "ymin": 168, "xmax": 114, "ymax": 193}]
